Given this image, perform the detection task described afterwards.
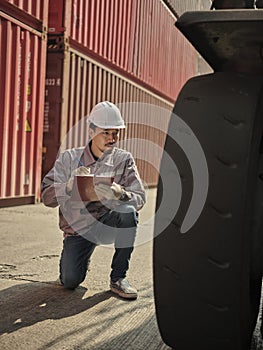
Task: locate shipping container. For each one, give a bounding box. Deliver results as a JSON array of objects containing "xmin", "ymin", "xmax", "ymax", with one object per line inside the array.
[
  {"xmin": 48, "ymin": 0, "xmax": 198, "ymax": 101},
  {"xmin": 43, "ymin": 42, "xmax": 173, "ymax": 187},
  {"xmin": 0, "ymin": 0, "xmax": 49, "ymax": 27},
  {"xmin": 0, "ymin": 9, "xmax": 47, "ymax": 206},
  {"xmin": 48, "ymin": 0, "xmax": 65, "ymax": 34},
  {"xmin": 43, "ymin": 0, "xmax": 200, "ymax": 187}
]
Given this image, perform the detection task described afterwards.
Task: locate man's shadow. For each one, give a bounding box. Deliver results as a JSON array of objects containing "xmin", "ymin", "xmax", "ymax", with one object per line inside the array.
[{"xmin": 0, "ymin": 281, "xmax": 112, "ymax": 334}]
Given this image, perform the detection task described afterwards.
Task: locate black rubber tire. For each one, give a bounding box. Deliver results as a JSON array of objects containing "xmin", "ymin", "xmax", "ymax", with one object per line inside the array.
[{"xmin": 154, "ymin": 72, "xmax": 263, "ymax": 350}]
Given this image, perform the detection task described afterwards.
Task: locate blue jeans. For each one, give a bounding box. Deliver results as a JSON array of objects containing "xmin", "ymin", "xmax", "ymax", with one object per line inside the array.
[{"xmin": 60, "ymin": 204, "xmax": 138, "ymax": 289}]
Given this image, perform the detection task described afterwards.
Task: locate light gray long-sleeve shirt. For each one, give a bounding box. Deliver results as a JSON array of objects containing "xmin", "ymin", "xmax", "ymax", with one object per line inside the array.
[{"xmin": 41, "ymin": 145, "xmax": 146, "ymax": 236}]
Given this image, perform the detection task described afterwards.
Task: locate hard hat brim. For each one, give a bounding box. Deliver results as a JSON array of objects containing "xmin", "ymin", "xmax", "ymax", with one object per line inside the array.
[{"xmin": 87, "ymin": 120, "xmax": 125, "ymax": 129}]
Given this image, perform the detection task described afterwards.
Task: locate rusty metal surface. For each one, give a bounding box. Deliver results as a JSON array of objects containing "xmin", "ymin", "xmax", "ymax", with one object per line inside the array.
[
  {"xmin": 176, "ymin": 10, "xmax": 263, "ymax": 73},
  {"xmin": 0, "ymin": 13, "xmax": 47, "ymax": 203}
]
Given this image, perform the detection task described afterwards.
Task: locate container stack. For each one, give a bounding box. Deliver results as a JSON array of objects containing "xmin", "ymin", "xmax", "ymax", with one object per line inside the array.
[
  {"xmin": 43, "ymin": 0, "xmax": 199, "ymax": 187},
  {"xmin": 0, "ymin": 0, "xmax": 48, "ymax": 206},
  {"xmin": 0, "ymin": 0, "xmax": 201, "ymax": 205}
]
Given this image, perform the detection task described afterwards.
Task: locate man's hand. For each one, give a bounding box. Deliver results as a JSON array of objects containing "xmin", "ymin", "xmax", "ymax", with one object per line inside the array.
[
  {"xmin": 66, "ymin": 166, "xmax": 90, "ymax": 194},
  {"xmin": 95, "ymin": 182, "xmax": 127, "ymax": 200},
  {"xmin": 110, "ymin": 182, "xmax": 123, "ymax": 199}
]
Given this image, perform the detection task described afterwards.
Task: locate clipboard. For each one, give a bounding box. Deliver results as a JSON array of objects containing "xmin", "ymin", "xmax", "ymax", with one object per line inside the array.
[{"xmin": 70, "ymin": 174, "xmax": 114, "ymax": 202}]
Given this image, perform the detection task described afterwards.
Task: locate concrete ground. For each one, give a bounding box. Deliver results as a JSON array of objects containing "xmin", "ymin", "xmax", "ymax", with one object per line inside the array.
[
  {"xmin": 0, "ymin": 188, "xmax": 171, "ymax": 350},
  {"xmin": 1, "ymin": 188, "xmax": 263, "ymax": 350}
]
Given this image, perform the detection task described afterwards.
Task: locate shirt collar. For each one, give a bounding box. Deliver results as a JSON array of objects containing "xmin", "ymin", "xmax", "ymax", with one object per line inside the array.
[{"xmin": 80, "ymin": 143, "xmax": 115, "ymax": 166}]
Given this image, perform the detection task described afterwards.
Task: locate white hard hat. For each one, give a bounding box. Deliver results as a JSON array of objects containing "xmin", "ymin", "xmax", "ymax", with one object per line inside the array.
[{"xmin": 88, "ymin": 101, "xmax": 125, "ymax": 129}]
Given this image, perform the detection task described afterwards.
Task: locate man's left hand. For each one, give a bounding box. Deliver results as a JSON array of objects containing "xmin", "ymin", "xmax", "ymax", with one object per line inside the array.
[{"xmin": 95, "ymin": 182, "xmax": 124, "ymax": 200}]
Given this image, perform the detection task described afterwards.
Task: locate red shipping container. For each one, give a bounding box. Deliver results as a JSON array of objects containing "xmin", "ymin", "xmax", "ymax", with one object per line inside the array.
[
  {"xmin": 48, "ymin": 0, "xmax": 65, "ymax": 34},
  {"xmin": 0, "ymin": 11, "xmax": 47, "ymax": 206},
  {"xmin": 48, "ymin": 0, "xmax": 198, "ymax": 101},
  {"xmin": 42, "ymin": 50, "xmax": 64, "ymax": 178},
  {"xmin": 0, "ymin": 0, "xmax": 49, "ymax": 26},
  {"xmin": 43, "ymin": 44, "xmax": 173, "ymax": 186},
  {"xmin": 44, "ymin": 0, "xmax": 200, "ymax": 186}
]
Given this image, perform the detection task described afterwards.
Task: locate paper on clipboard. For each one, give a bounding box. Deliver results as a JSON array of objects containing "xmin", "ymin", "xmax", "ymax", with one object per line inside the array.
[{"xmin": 70, "ymin": 174, "xmax": 114, "ymax": 202}]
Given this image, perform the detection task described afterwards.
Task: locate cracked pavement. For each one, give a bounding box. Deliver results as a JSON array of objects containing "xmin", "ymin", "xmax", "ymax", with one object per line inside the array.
[{"xmin": 0, "ymin": 188, "xmax": 172, "ymax": 350}]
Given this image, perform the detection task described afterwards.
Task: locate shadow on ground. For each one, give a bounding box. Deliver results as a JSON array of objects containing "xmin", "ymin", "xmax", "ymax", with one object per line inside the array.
[
  {"xmin": 0, "ymin": 282, "xmax": 112, "ymax": 334},
  {"xmin": 0, "ymin": 281, "xmax": 170, "ymax": 350}
]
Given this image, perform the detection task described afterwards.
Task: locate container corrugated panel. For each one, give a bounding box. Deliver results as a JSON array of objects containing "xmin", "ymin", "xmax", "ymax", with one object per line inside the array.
[
  {"xmin": 43, "ymin": 46, "xmax": 173, "ymax": 187},
  {"xmin": 48, "ymin": 0, "xmax": 198, "ymax": 102},
  {"xmin": 132, "ymin": 0, "xmax": 197, "ymax": 99},
  {"xmin": 0, "ymin": 12, "xmax": 47, "ymax": 205},
  {"xmin": 67, "ymin": 0, "xmax": 138, "ymax": 72},
  {"xmin": 2, "ymin": 0, "xmax": 49, "ymax": 25}
]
